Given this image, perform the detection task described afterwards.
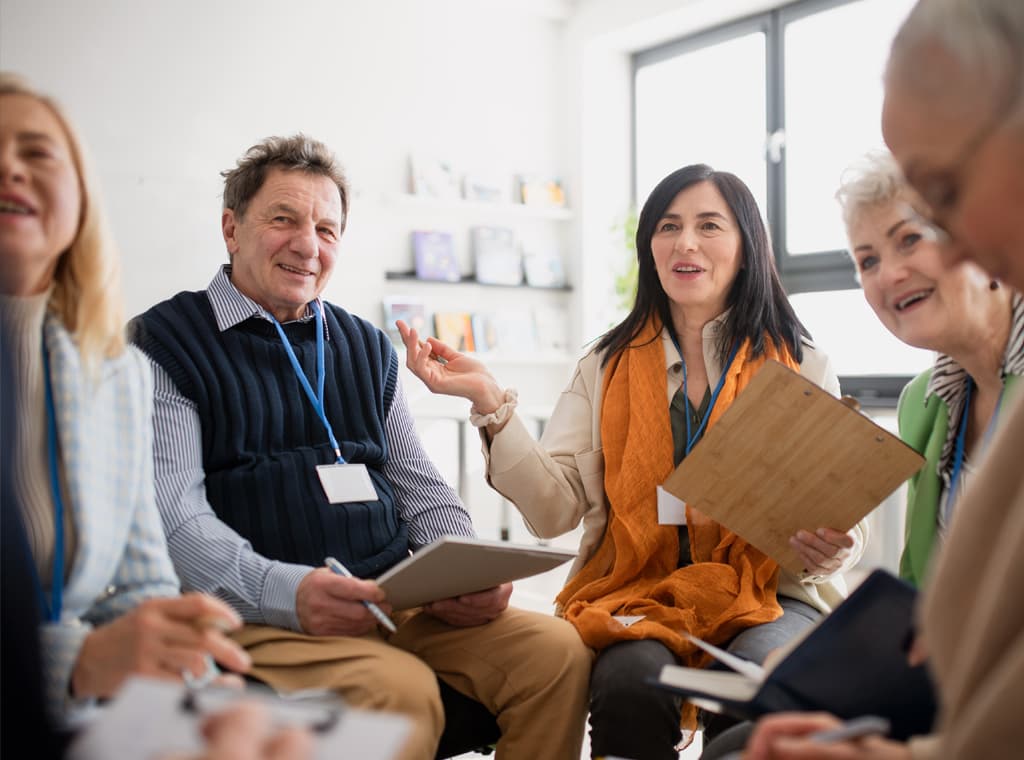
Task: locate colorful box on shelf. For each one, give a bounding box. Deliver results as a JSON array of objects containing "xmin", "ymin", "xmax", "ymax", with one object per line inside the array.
[{"xmin": 412, "ymin": 230, "xmax": 460, "ymax": 282}]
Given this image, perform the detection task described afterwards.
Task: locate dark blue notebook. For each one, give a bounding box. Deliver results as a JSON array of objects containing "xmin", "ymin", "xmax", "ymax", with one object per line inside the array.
[{"xmin": 650, "ymin": 569, "xmax": 936, "ymax": 740}]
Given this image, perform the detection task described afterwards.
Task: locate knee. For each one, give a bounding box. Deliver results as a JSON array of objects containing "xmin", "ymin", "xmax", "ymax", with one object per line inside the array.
[
  {"xmin": 590, "ymin": 641, "xmax": 676, "ymax": 713},
  {"xmin": 591, "ymin": 666, "xmax": 652, "ymax": 709},
  {"xmin": 523, "ymin": 615, "xmax": 592, "ymax": 683},
  {"xmin": 353, "ymin": 652, "xmax": 443, "ymax": 721}
]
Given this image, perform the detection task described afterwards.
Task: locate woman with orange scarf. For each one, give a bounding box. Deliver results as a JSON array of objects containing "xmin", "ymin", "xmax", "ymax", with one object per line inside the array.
[{"xmin": 398, "ymin": 165, "xmax": 868, "ymax": 758}]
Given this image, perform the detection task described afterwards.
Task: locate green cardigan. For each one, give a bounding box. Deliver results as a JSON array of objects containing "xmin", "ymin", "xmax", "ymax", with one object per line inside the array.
[{"xmin": 897, "ymin": 370, "xmax": 1021, "ymax": 587}]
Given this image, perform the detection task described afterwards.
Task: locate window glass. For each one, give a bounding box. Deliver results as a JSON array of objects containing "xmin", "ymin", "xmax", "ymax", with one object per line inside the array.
[
  {"xmin": 635, "ymin": 32, "xmax": 767, "ymax": 211},
  {"xmin": 790, "ymin": 289, "xmax": 933, "ymax": 377},
  {"xmin": 783, "ymin": 0, "xmax": 917, "ymax": 254}
]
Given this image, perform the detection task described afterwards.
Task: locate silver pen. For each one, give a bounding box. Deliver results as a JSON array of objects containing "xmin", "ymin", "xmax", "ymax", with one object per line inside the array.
[{"xmin": 324, "ymin": 557, "xmax": 398, "ymax": 633}]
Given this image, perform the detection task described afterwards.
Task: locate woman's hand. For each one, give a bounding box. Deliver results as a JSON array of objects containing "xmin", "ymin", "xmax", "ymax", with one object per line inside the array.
[
  {"xmin": 396, "ymin": 320, "xmax": 505, "ymax": 413},
  {"xmin": 71, "ymin": 593, "xmax": 251, "ymax": 699},
  {"xmin": 745, "ymin": 713, "xmax": 911, "ymax": 760},
  {"xmin": 789, "ymin": 527, "xmax": 855, "ymax": 580},
  {"xmin": 196, "ymin": 702, "xmax": 314, "ymax": 760}
]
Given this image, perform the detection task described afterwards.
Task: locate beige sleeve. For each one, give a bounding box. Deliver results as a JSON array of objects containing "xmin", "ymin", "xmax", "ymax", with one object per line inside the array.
[{"xmin": 481, "ymin": 362, "xmax": 599, "ymax": 538}]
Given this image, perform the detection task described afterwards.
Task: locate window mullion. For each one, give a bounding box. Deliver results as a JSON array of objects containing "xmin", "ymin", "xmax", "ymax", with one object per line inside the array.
[{"xmin": 766, "ymin": 8, "xmax": 786, "ymax": 275}]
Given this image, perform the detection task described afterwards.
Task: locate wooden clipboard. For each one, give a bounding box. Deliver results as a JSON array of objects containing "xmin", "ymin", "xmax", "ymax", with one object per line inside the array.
[{"xmin": 662, "ymin": 360, "xmax": 924, "ymax": 576}]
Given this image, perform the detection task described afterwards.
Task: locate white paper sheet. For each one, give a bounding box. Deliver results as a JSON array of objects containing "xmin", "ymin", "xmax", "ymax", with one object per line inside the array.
[{"xmin": 68, "ymin": 677, "xmax": 410, "ymax": 760}]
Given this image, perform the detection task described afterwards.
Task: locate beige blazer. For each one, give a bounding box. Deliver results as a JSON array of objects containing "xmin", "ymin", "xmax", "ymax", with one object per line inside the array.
[
  {"xmin": 482, "ymin": 318, "xmax": 867, "ymax": 614},
  {"xmin": 907, "ymin": 391, "xmax": 1024, "ymax": 758}
]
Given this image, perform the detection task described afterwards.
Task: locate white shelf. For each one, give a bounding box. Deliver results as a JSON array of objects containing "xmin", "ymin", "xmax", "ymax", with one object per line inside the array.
[
  {"xmin": 384, "ymin": 192, "xmax": 573, "ymax": 222},
  {"xmin": 474, "ymin": 351, "xmax": 575, "ymax": 366},
  {"xmin": 384, "ymin": 271, "xmax": 571, "ymax": 292}
]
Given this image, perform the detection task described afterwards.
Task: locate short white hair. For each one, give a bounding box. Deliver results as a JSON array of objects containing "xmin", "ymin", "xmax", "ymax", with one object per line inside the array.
[
  {"xmin": 835, "ymin": 151, "xmax": 906, "ymax": 232},
  {"xmin": 888, "ymin": 0, "xmax": 1024, "ymax": 115}
]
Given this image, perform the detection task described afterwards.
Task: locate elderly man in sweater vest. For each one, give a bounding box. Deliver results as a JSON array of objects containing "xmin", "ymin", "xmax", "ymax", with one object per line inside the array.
[{"xmin": 131, "ymin": 134, "xmax": 591, "ymax": 760}]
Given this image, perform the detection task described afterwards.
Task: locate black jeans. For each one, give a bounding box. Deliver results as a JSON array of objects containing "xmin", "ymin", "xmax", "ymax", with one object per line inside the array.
[{"xmin": 588, "ymin": 596, "xmax": 820, "ymax": 760}]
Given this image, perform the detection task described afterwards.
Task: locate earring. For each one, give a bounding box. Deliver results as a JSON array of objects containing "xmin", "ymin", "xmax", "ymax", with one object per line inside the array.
[{"xmin": 990, "ymin": 280, "xmax": 1000, "ymax": 290}]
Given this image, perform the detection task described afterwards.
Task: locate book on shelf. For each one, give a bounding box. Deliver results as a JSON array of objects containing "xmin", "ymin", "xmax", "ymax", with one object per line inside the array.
[
  {"xmin": 522, "ymin": 247, "xmax": 566, "ymax": 288},
  {"xmin": 471, "ymin": 226, "xmax": 522, "ymax": 286},
  {"xmin": 517, "ymin": 174, "xmax": 566, "ymax": 208},
  {"xmin": 422, "ymin": 309, "xmax": 570, "ymax": 358},
  {"xmin": 433, "ymin": 311, "xmax": 475, "ymax": 352},
  {"xmin": 381, "ymin": 296, "xmax": 432, "ymax": 343},
  {"xmin": 412, "ymin": 230, "xmax": 461, "ymax": 283},
  {"xmin": 649, "ymin": 569, "xmax": 937, "ymax": 741},
  {"xmin": 471, "ymin": 313, "xmax": 499, "ymax": 353},
  {"xmin": 409, "ymin": 154, "xmax": 460, "ymax": 199}
]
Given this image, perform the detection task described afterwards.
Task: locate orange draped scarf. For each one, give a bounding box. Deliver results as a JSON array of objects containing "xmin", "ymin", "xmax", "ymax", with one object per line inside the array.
[{"xmin": 557, "ymin": 317, "xmax": 800, "ymax": 680}]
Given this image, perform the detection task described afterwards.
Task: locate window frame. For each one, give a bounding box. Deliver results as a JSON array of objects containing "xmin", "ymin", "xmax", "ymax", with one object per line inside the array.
[{"xmin": 631, "ymin": 0, "xmax": 914, "ymax": 406}]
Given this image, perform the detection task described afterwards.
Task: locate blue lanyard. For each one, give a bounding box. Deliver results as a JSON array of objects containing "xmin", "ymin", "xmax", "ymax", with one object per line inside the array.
[
  {"xmin": 947, "ymin": 381, "xmax": 971, "ymax": 511},
  {"xmin": 670, "ymin": 334, "xmax": 740, "ymax": 455},
  {"xmin": 948, "ymin": 379, "xmax": 1006, "ymax": 511},
  {"xmin": 34, "ymin": 333, "xmax": 66, "ymax": 623},
  {"xmin": 269, "ymin": 301, "xmax": 344, "ymax": 464}
]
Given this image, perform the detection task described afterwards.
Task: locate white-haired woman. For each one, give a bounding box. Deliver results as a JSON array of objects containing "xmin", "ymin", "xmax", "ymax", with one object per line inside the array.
[
  {"xmin": 0, "ymin": 72, "xmax": 251, "ymax": 725},
  {"xmin": 837, "ymin": 151, "xmax": 1023, "ymax": 589}
]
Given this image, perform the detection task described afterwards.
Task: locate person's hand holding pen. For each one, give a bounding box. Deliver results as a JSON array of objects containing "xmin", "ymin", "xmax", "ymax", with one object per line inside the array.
[
  {"xmin": 295, "ymin": 560, "xmax": 395, "ymax": 637},
  {"xmin": 70, "ymin": 593, "xmax": 251, "ymax": 700},
  {"xmin": 742, "ymin": 713, "xmax": 909, "ymax": 760}
]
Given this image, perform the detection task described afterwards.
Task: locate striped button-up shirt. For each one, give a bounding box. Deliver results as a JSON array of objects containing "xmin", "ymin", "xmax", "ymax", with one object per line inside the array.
[{"xmin": 147, "ymin": 266, "xmax": 474, "ymax": 631}]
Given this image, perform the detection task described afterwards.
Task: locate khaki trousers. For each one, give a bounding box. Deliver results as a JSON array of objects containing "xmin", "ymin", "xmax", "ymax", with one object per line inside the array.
[{"xmin": 233, "ymin": 607, "xmax": 592, "ymax": 760}]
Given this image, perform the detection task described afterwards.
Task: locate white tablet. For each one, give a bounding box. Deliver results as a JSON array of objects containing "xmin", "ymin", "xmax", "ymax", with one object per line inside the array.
[{"xmin": 376, "ymin": 535, "xmax": 576, "ymax": 610}]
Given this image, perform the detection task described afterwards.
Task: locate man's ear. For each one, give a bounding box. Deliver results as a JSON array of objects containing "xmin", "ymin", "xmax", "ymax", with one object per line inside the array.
[{"xmin": 222, "ymin": 209, "xmax": 240, "ymax": 256}]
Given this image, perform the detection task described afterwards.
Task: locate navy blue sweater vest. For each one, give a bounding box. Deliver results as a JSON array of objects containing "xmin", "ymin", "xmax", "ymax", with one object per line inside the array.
[{"xmin": 133, "ymin": 291, "xmax": 409, "ymax": 578}]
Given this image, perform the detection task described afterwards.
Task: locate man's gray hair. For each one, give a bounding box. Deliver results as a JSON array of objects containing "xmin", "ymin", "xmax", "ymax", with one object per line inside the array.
[
  {"xmin": 221, "ymin": 134, "xmax": 349, "ymax": 230},
  {"xmin": 888, "ymin": 0, "xmax": 1024, "ymax": 114},
  {"xmin": 835, "ymin": 151, "xmax": 907, "ymax": 232}
]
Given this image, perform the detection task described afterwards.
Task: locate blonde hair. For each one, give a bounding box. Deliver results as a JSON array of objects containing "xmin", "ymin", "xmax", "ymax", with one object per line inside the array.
[
  {"xmin": 0, "ymin": 72, "xmax": 125, "ymax": 364},
  {"xmin": 834, "ymin": 151, "xmax": 907, "ymax": 232}
]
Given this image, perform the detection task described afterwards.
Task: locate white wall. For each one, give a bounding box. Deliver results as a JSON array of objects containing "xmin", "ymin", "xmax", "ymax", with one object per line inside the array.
[
  {"xmin": 1, "ymin": 0, "xmax": 580, "ymax": 536},
  {"xmin": 0, "ymin": 0, "xmax": 570, "ymax": 321}
]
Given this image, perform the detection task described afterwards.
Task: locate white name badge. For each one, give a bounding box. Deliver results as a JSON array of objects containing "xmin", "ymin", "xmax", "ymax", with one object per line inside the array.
[
  {"xmin": 612, "ymin": 615, "xmax": 646, "ymax": 628},
  {"xmin": 316, "ymin": 463, "xmax": 379, "ymax": 504},
  {"xmin": 656, "ymin": 485, "xmax": 687, "ymax": 526}
]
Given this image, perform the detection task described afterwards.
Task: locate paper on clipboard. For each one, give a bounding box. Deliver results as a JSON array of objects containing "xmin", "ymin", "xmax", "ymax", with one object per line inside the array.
[
  {"xmin": 661, "ymin": 361, "xmax": 924, "ymax": 576},
  {"xmin": 68, "ymin": 677, "xmax": 410, "ymax": 760}
]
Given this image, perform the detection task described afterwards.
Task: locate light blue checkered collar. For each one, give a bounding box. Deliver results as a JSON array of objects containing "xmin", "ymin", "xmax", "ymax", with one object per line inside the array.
[{"xmin": 206, "ymin": 265, "xmax": 325, "ymax": 335}]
